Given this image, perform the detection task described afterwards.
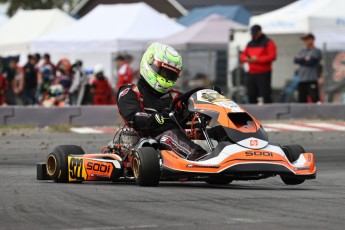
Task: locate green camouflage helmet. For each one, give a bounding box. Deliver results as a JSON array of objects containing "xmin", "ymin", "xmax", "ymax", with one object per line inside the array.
[{"xmin": 140, "ymin": 43, "xmax": 183, "ymax": 93}]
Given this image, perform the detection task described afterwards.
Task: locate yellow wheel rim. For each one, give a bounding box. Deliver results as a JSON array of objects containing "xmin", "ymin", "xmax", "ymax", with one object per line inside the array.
[
  {"xmin": 46, "ymin": 155, "xmax": 57, "ymax": 176},
  {"xmin": 132, "ymin": 157, "xmax": 140, "ymax": 179}
]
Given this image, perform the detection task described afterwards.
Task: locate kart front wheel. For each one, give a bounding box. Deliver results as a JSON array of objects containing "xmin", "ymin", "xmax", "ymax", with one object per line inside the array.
[
  {"xmin": 46, "ymin": 145, "xmax": 85, "ymax": 183},
  {"xmin": 281, "ymin": 144, "xmax": 306, "ymax": 185},
  {"xmin": 132, "ymin": 147, "xmax": 161, "ymax": 187},
  {"xmin": 282, "ymin": 144, "xmax": 305, "ymax": 163},
  {"xmin": 205, "ymin": 177, "xmax": 233, "ymax": 185},
  {"xmin": 280, "ymin": 176, "xmax": 305, "ymax": 185}
]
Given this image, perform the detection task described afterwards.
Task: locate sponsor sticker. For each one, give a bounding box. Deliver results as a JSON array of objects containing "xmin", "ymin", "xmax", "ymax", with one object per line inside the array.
[
  {"xmin": 68, "ymin": 157, "xmax": 87, "ymax": 181},
  {"xmin": 186, "ymin": 164, "xmax": 220, "ymax": 168},
  {"xmin": 250, "ymin": 139, "xmax": 258, "ymax": 147},
  {"xmin": 85, "ymin": 161, "xmax": 113, "ymax": 177}
]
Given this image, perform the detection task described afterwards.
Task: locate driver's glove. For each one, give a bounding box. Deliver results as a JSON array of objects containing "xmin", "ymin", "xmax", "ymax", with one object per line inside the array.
[
  {"xmin": 152, "ymin": 113, "xmax": 166, "ymax": 126},
  {"xmin": 152, "ymin": 110, "xmax": 171, "ymax": 126}
]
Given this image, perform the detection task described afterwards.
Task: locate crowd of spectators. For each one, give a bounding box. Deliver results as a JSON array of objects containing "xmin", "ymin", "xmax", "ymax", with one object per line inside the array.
[
  {"xmin": 0, "ymin": 31, "xmax": 325, "ymax": 107},
  {"xmin": 0, "ymin": 53, "xmax": 135, "ymax": 107}
]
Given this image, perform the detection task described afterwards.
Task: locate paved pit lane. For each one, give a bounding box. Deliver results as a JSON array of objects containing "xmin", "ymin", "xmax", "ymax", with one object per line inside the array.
[{"xmin": 0, "ymin": 129, "xmax": 344, "ymax": 230}]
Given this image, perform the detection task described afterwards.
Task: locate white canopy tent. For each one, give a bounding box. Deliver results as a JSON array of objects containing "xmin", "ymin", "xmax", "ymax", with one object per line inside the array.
[
  {"xmin": 247, "ymin": 0, "xmax": 345, "ymax": 89},
  {"xmin": 160, "ymin": 14, "xmax": 246, "ymax": 50},
  {"xmin": 250, "ymin": 0, "xmax": 345, "ymax": 50},
  {"xmin": 32, "ymin": 3, "xmax": 185, "ymax": 83},
  {"xmin": 0, "ymin": 14, "xmax": 8, "ymax": 28},
  {"xmin": 0, "ymin": 9, "xmax": 75, "ymax": 56}
]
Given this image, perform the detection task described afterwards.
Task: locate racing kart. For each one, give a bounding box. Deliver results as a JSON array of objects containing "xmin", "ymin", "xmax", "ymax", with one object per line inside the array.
[{"xmin": 37, "ymin": 87, "xmax": 316, "ymax": 186}]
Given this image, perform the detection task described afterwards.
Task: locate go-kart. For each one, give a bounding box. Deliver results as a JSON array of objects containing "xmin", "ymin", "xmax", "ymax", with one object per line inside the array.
[{"xmin": 37, "ymin": 87, "xmax": 316, "ymax": 186}]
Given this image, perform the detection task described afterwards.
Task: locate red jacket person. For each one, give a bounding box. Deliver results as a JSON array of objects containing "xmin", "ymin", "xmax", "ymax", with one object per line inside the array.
[{"xmin": 240, "ymin": 24, "xmax": 277, "ymax": 104}]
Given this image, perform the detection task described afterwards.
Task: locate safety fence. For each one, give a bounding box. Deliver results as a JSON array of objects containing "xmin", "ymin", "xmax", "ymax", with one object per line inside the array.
[{"xmin": 0, "ymin": 104, "xmax": 344, "ymax": 126}]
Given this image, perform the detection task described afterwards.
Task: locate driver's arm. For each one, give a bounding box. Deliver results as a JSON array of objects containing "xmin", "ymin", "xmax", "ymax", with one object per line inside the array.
[{"xmin": 117, "ymin": 87, "xmax": 172, "ymax": 133}]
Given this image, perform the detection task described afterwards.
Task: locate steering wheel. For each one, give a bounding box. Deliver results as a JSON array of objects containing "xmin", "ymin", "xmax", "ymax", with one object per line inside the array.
[
  {"xmin": 166, "ymin": 87, "xmax": 206, "ymax": 128},
  {"xmin": 169, "ymin": 87, "xmax": 206, "ymax": 111}
]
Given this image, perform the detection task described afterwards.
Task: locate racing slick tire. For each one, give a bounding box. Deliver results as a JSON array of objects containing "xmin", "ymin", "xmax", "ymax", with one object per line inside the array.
[
  {"xmin": 280, "ymin": 176, "xmax": 305, "ymax": 185},
  {"xmin": 282, "ymin": 144, "xmax": 305, "ymax": 163},
  {"xmin": 46, "ymin": 145, "xmax": 85, "ymax": 183},
  {"xmin": 281, "ymin": 144, "xmax": 305, "ymax": 185},
  {"xmin": 132, "ymin": 147, "xmax": 161, "ymax": 187},
  {"xmin": 205, "ymin": 177, "xmax": 233, "ymax": 185}
]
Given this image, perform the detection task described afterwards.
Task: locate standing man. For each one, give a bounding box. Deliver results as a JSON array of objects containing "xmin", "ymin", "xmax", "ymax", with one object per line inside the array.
[
  {"xmin": 115, "ymin": 55, "xmax": 133, "ymax": 89},
  {"xmin": 21, "ymin": 55, "xmax": 38, "ymax": 105},
  {"xmin": 240, "ymin": 25, "xmax": 277, "ymax": 104},
  {"xmin": 37, "ymin": 53, "xmax": 56, "ymax": 101},
  {"xmin": 5, "ymin": 59, "xmax": 19, "ymax": 105},
  {"xmin": 90, "ymin": 64, "xmax": 114, "ymax": 105},
  {"xmin": 294, "ymin": 33, "xmax": 322, "ymax": 103}
]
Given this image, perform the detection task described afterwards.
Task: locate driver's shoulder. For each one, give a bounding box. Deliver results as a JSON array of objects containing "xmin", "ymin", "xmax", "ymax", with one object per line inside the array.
[{"xmin": 118, "ymin": 84, "xmax": 140, "ymax": 100}]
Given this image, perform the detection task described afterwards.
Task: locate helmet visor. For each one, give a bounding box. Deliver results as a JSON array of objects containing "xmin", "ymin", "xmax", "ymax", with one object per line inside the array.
[{"xmin": 150, "ymin": 63, "xmax": 179, "ymax": 82}]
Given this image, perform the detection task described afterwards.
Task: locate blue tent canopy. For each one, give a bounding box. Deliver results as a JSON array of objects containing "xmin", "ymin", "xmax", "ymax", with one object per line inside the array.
[{"xmin": 178, "ymin": 5, "xmax": 251, "ymax": 26}]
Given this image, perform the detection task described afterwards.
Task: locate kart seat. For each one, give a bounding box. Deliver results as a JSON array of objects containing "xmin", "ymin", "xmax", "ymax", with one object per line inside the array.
[{"xmin": 192, "ymin": 139, "xmax": 218, "ymax": 152}]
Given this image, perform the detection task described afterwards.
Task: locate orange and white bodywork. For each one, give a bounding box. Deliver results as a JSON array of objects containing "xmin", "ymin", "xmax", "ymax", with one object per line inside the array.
[
  {"xmin": 158, "ymin": 89, "xmax": 316, "ymax": 180},
  {"xmin": 160, "ymin": 144, "xmax": 316, "ymax": 178},
  {"xmin": 67, "ymin": 154, "xmax": 123, "ymax": 182}
]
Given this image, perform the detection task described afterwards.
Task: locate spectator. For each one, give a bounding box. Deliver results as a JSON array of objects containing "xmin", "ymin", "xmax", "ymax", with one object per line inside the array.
[
  {"xmin": 124, "ymin": 54, "xmax": 133, "ymax": 64},
  {"xmin": 0, "ymin": 57, "xmax": 6, "ymax": 73},
  {"xmin": 37, "ymin": 53, "xmax": 56, "ymax": 94},
  {"xmin": 294, "ymin": 33, "xmax": 322, "ymax": 103},
  {"xmin": 42, "ymin": 53, "xmax": 56, "ymax": 75},
  {"xmin": 90, "ymin": 64, "xmax": 114, "ymax": 105},
  {"xmin": 34, "ymin": 53, "xmax": 41, "ymax": 67},
  {"xmin": 115, "ymin": 54, "xmax": 133, "ymax": 91},
  {"xmin": 0, "ymin": 57, "xmax": 7, "ymax": 105},
  {"xmin": 41, "ymin": 84, "xmax": 67, "ymax": 107},
  {"xmin": 37, "ymin": 64, "xmax": 54, "ymax": 103},
  {"xmin": 21, "ymin": 55, "xmax": 38, "ymax": 105},
  {"xmin": 0, "ymin": 71, "xmax": 8, "ymax": 105},
  {"xmin": 56, "ymin": 58, "xmax": 72, "ymax": 91},
  {"xmin": 69, "ymin": 60, "xmax": 85, "ymax": 105},
  {"xmin": 240, "ymin": 24, "xmax": 277, "ymax": 104},
  {"xmin": 5, "ymin": 59, "xmax": 19, "ymax": 105}
]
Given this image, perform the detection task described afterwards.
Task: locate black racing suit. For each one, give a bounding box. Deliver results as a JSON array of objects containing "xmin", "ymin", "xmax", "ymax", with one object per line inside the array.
[{"xmin": 117, "ymin": 78, "xmax": 206, "ymax": 160}]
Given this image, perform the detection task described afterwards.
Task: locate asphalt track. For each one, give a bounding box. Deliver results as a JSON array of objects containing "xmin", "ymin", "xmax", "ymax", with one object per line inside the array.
[{"xmin": 0, "ymin": 129, "xmax": 344, "ymax": 230}]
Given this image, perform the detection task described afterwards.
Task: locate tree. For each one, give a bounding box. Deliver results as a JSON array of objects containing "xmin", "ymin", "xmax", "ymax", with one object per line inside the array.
[{"xmin": 0, "ymin": 0, "xmax": 81, "ymax": 16}]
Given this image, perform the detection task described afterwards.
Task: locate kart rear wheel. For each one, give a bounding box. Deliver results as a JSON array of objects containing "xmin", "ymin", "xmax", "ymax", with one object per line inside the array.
[
  {"xmin": 132, "ymin": 147, "xmax": 161, "ymax": 187},
  {"xmin": 205, "ymin": 177, "xmax": 233, "ymax": 185},
  {"xmin": 280, "ymin": 176, "xmax": 305, "ymax": 185},
  {"xmin": 282, "ymin": 144, "xmax": 305, "ymax": 163},
  {"xmin": 46, "ymin": 145, "xmax": 85, "ymax": 183}
]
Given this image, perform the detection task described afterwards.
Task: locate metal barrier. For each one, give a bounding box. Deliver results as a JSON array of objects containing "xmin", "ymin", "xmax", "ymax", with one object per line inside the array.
[{"xmin": 0, "ymin": 104, "xmax": 344, "ymax": 126}]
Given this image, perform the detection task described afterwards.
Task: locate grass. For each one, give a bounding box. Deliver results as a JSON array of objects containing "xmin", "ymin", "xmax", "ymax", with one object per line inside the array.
[
  {"xmin": 48, "ymin": 124, "xmax": 73, "ymax": 133},
  {"xmin": 0, "ymin": 124, "xmax": 36, "ymax": 131},
  {"xmin": 0, "ymin": 124, "xmax": 73, "ymax": 133}
]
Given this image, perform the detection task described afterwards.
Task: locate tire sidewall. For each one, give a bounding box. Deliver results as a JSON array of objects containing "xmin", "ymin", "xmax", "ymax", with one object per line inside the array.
[
  {"xmin": 47, "ymin": 145, "xmax": 85, "ymax": 183},
  {"xmin": 283, "ymin": 144, "xmax": 305, "ymax": 162},
  {"xmin": 133, "ymin": 147, "xmax": 160, "ymax": 186}
]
